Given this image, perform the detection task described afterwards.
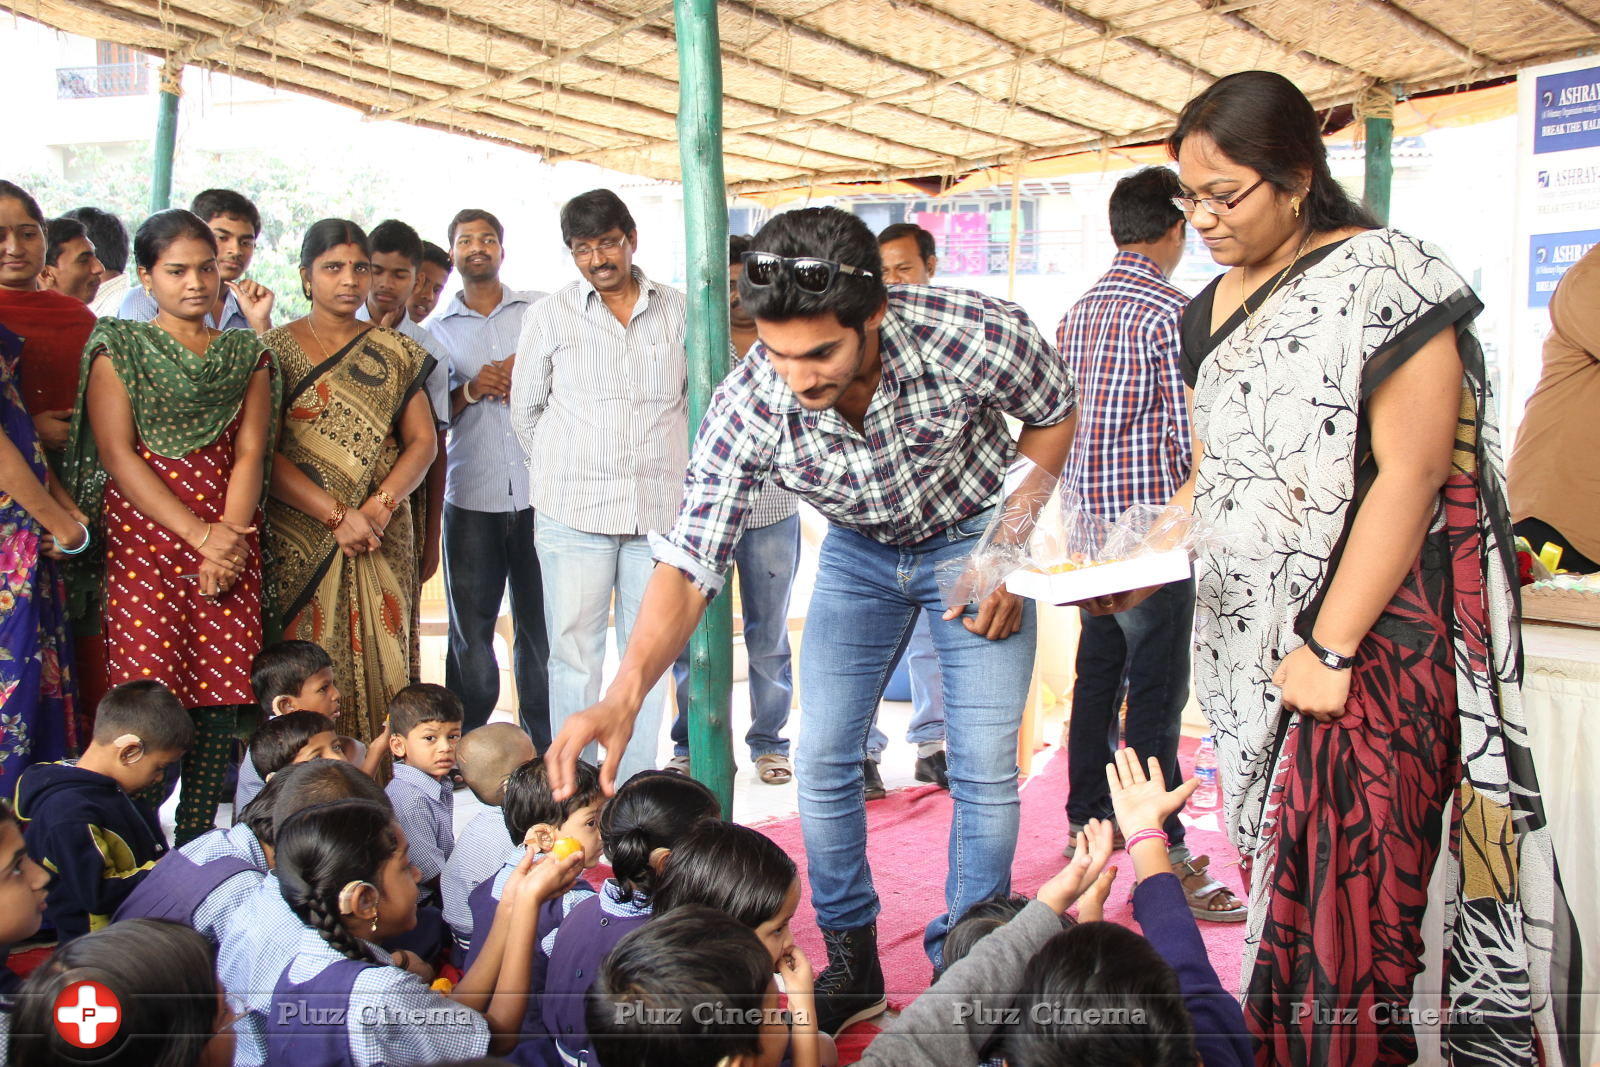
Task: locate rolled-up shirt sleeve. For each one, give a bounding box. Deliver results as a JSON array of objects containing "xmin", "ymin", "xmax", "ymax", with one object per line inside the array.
[
  {"xmin": 651, "ymin": 369, "xmax": 777, "ymax": 600},
  {"xmin": 983, "ymin": 298, "xmax": 1077, "ymax": 426}
]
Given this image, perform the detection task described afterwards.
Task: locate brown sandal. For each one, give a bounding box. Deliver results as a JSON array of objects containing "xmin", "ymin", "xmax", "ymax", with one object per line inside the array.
[
  {"xmin": 1175, "ymin": 855, "xmax": 1247, "ymax": 923},
  {"xmin": 755, "ymin": 753, "xmax": 793, "ymax": 785}
]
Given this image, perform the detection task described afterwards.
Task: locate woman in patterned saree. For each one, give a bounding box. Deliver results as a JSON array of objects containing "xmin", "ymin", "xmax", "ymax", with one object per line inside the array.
[
  {"xmin": 0, "ymin": 321, "xmax": 85, "ymax": 797},
  {"xmin": 263, "ymin": 219, "xmax": 436, "ymax": 743},
  {"xmin": 1089, "ymin": 72, "xmax": 1578, "ymax": 1065}
]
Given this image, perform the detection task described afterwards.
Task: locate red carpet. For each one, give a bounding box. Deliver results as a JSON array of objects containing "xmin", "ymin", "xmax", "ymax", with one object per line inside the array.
[{"xmin": 752, "ymin": 737, "xmax": 1250, "ymax": 1055}]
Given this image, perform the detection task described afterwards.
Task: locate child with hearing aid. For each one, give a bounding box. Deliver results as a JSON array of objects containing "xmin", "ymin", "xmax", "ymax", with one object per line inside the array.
[
  {"xmin": 443, "ymin": 722, "xmax": 537, "ymax": 954},
  {"xmin": 264, "ymin": 797, "xmax": 583, "ymax": 1064},
  {"xmin": 14, "ymin": 680, "xmax": 192, "ymax": 943}
]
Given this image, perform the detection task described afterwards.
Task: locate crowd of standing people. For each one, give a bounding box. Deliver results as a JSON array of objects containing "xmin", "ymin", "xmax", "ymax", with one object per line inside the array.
[{"xmin": 0, "ymin": 68, "xmax": 1581, "ymax": 1066}]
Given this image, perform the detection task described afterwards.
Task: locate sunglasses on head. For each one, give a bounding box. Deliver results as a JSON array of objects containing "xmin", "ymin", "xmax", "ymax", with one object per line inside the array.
[{"xmin": 740, "ymin": 251, "xmax": 876, "ymax": 294}]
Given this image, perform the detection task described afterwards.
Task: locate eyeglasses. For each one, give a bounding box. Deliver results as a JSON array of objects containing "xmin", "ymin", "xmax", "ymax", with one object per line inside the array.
[
  {"xmin": 740, "ymin": 251, "xmax": 876, "ymax": 293},
  {"xmin": 1171, "ymin": 178, "xmax": 1265, "ymax": 217},
  {"xmin": 570, "ymin": 236, "xmax": 625, "ymax": 261}
]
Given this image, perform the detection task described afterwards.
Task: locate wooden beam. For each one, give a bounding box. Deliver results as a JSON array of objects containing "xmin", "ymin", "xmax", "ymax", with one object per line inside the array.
[
  {"xmin": 169, "ymin": 0, "xmax": 327, "ymax": 65},
  {"xmin": 369, "ymin": 1, "xmax": 676, "ymax": 125},
  {"xmin": 1195, "ymin": 0, "xmax": 1376, "ymax": 80},
  {"xmin": 1349, "ymin": 0, "xmax": 1491, "ymax": 65},
  {"xmin": 1523, "ymin": 0, "xmax": 1600, "ymax": 35},
  {"xmin": 1018, "ymin": 0, "xmax": 1217, "ymax": 87}
]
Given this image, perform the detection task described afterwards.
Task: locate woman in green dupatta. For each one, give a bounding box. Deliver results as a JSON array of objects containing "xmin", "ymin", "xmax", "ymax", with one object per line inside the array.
[
  {"xmin": 63, "ymin": 209, "xmax": 278, "ymax": 844},
  {"xmin": 262, "ymin": 219, "xmax": 436, "ymax": 746}
]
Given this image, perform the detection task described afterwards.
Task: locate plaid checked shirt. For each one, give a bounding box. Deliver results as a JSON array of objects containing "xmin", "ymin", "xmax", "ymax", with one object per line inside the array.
[
  {"xmin": 654, "ymin": 285, "xmax": 1076, "ymax": 598},
  {"xmin": 1054, "ymin": 252, "xmax": 1191, "ymax": 523}
]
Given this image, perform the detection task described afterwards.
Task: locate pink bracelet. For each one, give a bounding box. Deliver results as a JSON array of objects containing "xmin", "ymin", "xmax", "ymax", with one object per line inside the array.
[{"xmin": 1125, "ymin": 828, "xmax": 1169, "ymax": 851}]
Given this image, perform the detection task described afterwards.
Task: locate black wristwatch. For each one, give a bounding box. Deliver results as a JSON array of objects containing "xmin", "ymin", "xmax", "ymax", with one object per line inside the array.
[{"xmin": 1306, "ymin": 635, "xmax": 1354, "ymax": 671}]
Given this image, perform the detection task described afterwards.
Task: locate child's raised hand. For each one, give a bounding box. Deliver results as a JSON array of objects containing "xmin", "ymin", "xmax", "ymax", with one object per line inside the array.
[
  {"xmin": 779, "ymin": 944, "xmax": 815, "ymax": 997},
  {"xmin": 1106, "ymin": 748, "xmax": 1197, "ymax": 839},
  {"xmin": 520, "ymin": 848, "xmax": 584, "ymax": 905},
  {"xmin": 1073, "ymin": 866, "xmax": 1117, "ymax": 923},
  {"xmin": 1037, "ymin": 818, "xmax": 1114, "ymax": 914},
  {"xmin": 389, "ymin": 949, "xmax": 436, "ymax": 983}
]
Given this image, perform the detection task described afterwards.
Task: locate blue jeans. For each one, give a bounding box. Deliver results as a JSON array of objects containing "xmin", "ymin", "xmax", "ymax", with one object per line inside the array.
[
  {"xmin": 795, "ymin": 511, "xmax": 1035, "ymax": 966},
  {"xmin": 672, "ymin": 513, "xmax": 800, "ymax": 761},
  {"xmin": 866, "ymin": 612, "xmax": 946, "ymax": 759},
  {"xmin": 443, "ymin": 504, "xmax": 550, "ymax": 746},
  {"xmin": 536, "ymin": 515, "xmax": 666, "ymax": 783},
  {"xmin": 1065, "ymin": 577, "xmax": 1195, "ymax": 852}
]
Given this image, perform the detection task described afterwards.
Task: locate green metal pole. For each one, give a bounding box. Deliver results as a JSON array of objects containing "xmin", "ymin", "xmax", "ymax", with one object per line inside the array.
[
  {"xmin": 674, "ymin": 0, "xmax": 734, "ymax": 817},
  {"xmin": 150, "ymin": 60, "xmax": 183, "ymax": 214},
  {"xmin": 1362, "ymin": 88, "xmax": 1394, "ymax": 226}
]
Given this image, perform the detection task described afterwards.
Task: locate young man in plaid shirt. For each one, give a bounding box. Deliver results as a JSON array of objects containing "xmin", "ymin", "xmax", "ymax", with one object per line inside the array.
[{"xmin": 547, "ymin": 206, "xmax": 1077, "ymax": 1034}]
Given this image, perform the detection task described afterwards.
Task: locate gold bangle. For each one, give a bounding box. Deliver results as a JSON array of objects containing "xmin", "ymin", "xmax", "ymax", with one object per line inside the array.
[
  {"xmin": 196, "ymin": 523, "xmax": 212, "ymax": 549},
  {"xmin": 377, "ymin": 489, "xmax": 399, "ymax": 512},
  {"xmin": 325, "ymin": 501, "xmax": 348, "ymax": 531}
]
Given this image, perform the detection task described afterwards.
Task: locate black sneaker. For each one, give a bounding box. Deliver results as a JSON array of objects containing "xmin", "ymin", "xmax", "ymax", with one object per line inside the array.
[
  {"xmin": 913, "ymin": 749, "xmax": 949, "ymax": 790},
  {"xmin": 814, "ymin": 923, "xmax": 888, "ymax": 1036},
  {"xmin": 861, "ymin": 759, "xmax": 887, "ymax": 801}
]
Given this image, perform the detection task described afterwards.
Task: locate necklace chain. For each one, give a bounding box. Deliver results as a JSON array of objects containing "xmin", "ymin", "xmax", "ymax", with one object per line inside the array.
[
  {"xmin": 1241, "ymin": 231, "xmax": 1313, "ymax": 332},
  {"xmin": 306, "ymin": 317, "xmax": 333, "ymax": 361}
]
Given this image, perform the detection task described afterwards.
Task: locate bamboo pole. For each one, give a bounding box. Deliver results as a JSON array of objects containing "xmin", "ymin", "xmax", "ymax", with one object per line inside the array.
[
  {"xmin": 1360, "ymin": 86, "xmax": 1396, "ymax": 225},
  {"xmin": 675, "ymin": 0, "xmax": 735, "ymax": 817},
  {"xmin": 150, "ymin": 60, "xmax": 183, "ymax": 213}
]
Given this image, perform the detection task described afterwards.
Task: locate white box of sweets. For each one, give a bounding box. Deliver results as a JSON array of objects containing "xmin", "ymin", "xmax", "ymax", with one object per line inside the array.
[{"xmin": 1004, "ymin": 549, "xmax": 1193, "ymax": 607}]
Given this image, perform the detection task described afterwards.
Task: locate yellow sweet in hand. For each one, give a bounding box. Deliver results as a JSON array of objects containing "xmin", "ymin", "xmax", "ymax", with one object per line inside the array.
[{"xmin": 551, "ymin": 837, "xmax": 584, "ymax": 861}]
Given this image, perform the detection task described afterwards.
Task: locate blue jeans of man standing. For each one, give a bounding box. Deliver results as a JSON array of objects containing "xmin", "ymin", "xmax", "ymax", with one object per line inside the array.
[
  {"xmin": 443, "ymin": 504, "xmax": 550, "ymax": 746},
  {"xmin": 866, "ymin": 612, "xmax": 946, "ymax": 760},
  {"xmin": 796, "ymin": 509, "xmax": 1035, "ymax": 967},
  {"xmin": 672, "ymin": 513, "xmax": 800, "ymax": 761},
  {"xmin": 1065, "ymin": 576, "xmax": 1195, "ymax": 860}
]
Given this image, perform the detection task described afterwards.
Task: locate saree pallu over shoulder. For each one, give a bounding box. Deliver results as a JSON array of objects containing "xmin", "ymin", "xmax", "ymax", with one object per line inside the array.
[
  {"xmin": 261, "ymin": 325, "xmax": 433, "ymax": 741},
  {"xmin": 1188, "ymin": 229, "xmax": 1580, "ymax": 1065}
]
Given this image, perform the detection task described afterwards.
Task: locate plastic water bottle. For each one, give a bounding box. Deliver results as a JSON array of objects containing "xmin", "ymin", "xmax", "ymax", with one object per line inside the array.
[{"xmin": 1189, "ymin": 735, "xmax": 1220, "ymax": 811}]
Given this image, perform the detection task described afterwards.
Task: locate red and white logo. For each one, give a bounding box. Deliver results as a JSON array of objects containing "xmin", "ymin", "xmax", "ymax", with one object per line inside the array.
[{"xmin": 53, "ymin": 979, "xmax": 121, "ymax": 1049}]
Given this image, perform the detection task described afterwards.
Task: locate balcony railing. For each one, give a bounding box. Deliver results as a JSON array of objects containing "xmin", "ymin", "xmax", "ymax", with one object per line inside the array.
[{"xmin": 56, "ymin": 63, "xmax": 151, "ymax": 99}]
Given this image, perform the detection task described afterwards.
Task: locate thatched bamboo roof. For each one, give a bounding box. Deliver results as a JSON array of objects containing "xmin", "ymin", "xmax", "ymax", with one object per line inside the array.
[{"xmin": 8, "ymin": 0, "xmax": 1597, "ymax": 191}]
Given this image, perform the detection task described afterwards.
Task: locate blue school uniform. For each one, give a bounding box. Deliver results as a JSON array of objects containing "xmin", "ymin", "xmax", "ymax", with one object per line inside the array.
[
  {"xmin": 442, "ymin": 806, "xmax": 511, "ymax": 950},
  {"xmin": 181, "ymin": 819, "xmax": 269, "ymax": 870},
  {"xmin": 15, "ymin": 761, "xmax": 167, "ymax": 942},
  {"xmin": 112, "ymin": 849, "xmax": 262, "ymax": 942},
  {"xmin": 386, "ymin": 763, "xmax": 454, "ymax": 896},
  {"xmin": 235, "ymin": 744, "xmax": 267, "ymax": 811},
  {"xmin": 217, "ymin": 871, "xmax": 314, "ymax": 1067},
  {"xmin": 265, "ymin": 926, "xmax": 489, "ymax": 1066},
  {"xmin": 462, "ymin": 847, "xmax": 596, "ymax": 972},
  {"xmin": 543, "ymin": 880, "xmax": 652, "ymax": 1065},
  {"xmin": 0, "ymin": 967, "xmax": 19, "ymax": 1063}
]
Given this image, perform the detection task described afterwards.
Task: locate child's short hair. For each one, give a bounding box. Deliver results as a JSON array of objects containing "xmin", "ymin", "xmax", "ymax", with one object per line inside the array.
[
  {"xmin": 653, "ymin": 820, "xmax": 796, "ymax": 931},
  {"xmin": 249, "ymin": 710, "xmax": 337, "ymax": 781},
  {"xmin": 0, "ymin": 798, "xmax": 19, "ymax": 835},
  {"xmin": 250, "ymin": 640, "xmax": 333, "ymax": 709},
  {"xmin": 387, "ymin": 682, "xmax": 464, "ymax": 737},
  {"xmin": 587, "ymin": 905, "xmax": 774, "ymax": 1067},
  {"xmin": 1002, "ymin": 923, "xmax": 1197, "ymax": 1067},
  {"xmin": 457, "ymin": 723, "xmax": 535, "ymax": 806},
  {"xmin": 90, "ymin": 680, "xmax": 193, "ymax": 752},
  {"xmin": 9, "ymin": 919, "xmax": 221, "ymax": 1066},
  {"xmin": 235, "ymin": 765, "xmax": 292, "ymax": 848},
  {"xmin": 269, "ymin": 759, "xmax": 390, "ymax": 834},
  {"xmin": 502, "ymin": 757, "xmax": 601, "ymax": 842},
  {"xmin": 601, "ymin": 771, "xmax": 720, "ymax": 904},
  {"xmin": 944, "ymin": 894, "xmax": 1034, "ymax": 968}
]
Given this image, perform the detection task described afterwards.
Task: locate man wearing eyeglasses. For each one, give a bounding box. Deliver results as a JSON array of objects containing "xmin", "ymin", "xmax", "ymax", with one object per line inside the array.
[
  {"xmin": 510, "ymin": 189, "xmax": 689, "ymax": 784},
  {"xmin": 544, "ymin": 205, "xmax": 1078, "ymax": 1034}
]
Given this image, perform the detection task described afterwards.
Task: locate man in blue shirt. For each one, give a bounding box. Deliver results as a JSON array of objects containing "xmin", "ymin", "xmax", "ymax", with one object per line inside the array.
[
  {"xmin": 427, "ymin": 209, "xmax": 551, "ymax": 746},
  {"xmin": 117, "ymin": 188, "xmax": 274, "ymax": 332}
]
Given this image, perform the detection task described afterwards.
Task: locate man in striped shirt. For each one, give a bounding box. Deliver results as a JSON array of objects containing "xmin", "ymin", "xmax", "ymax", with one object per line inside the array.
[
  {"xmin": 511, "ymin": 189, "xmax": 690, "ymax": 785},
  {"xmin": 1054, "ymin": 168, "xmax": 1237, "ymax": 920},
  {"xmin": 545, "ymin": 206, "xmax": 1078, "ymax": 1034},
  {"xmin": 428, "ymin": 209, "xmax": 551, "ymax": 746}
]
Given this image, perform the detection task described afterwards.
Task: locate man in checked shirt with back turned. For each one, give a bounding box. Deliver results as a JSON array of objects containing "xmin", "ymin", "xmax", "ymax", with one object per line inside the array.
[{"xmin": 545, "ymin": 205, "xmax": 1078, "ymax": 1036}]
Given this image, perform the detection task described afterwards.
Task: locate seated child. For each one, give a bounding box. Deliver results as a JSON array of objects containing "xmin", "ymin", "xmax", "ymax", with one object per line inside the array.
[
  {"xmin": 15, "ymin": 680, "xmax": 191, "ymax": 942},
  {"xmin": 249, "ymin": 710, "xmax": 344, "ymax": 783},
  {"xmin": 217, "ymin": 759, "xmax": 391, "ymax": 1067},
  {"xmin": 443, "ymin": 722, "xmax": 537, "ymax": 952},
  {"xmin": 588, "ymin": 905, "xmax": 813, "ymax": 1067},
  {"xmin": 462, "ymin": 756, "xmax": 603, "ymax": 972},
  {"xmin": 542, "ymin": 770, "xmax": 719, "ymax": 1065},
  {"xmin": 264, "ymin": 797, "xmax": 582, "ymax": 1063},
  {"xmin": 110, "ymin": 769, "xmax": 291, "ymax": 942},
  {"xmin": 236, "ymin": 640, "xmax": 344, "ymax": 810},
  {"xmin": 0, "ymin": 800, "xmax": 50, "ymax": 1058},
  {"xmin": 384, "ymin": 683, "xmax": 464, "ymax": 904},
  {"xmin": 654, "ymin": 820, "xmax": 832, "ymax": 1066},
  {"xmin": 10, "ymin": 919, "xmax": 232, "ymax": 1066}
]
